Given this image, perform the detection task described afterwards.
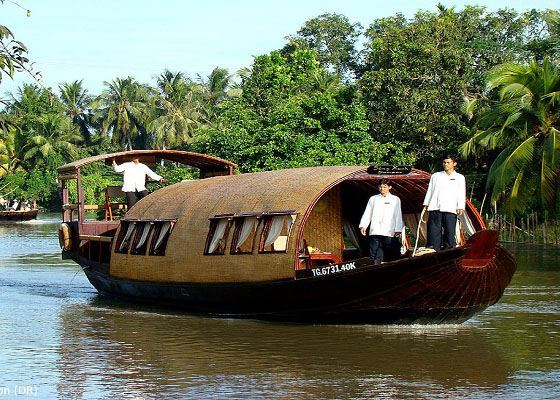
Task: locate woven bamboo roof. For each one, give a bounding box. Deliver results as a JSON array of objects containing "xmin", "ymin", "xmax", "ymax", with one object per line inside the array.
[
  {"xmin": 57, "ymin": 150, "xmax": 237, "ymax": 176},
  {"xmin": 127, "ymin": 166, "xmax": 369, "ymax": 220}
]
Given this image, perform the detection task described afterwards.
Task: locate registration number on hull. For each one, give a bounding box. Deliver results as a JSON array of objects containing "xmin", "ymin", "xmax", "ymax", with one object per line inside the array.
[{"xmin": 311, "ymin": 262, "xmax": 356, "ymax": 277}]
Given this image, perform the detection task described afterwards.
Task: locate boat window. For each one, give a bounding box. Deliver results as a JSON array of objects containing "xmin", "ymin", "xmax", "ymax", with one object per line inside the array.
[
  {"xmin": 259, "ymin": 213, "xmax": 297, "ymax": 253},
  {"xmin": 131, "ymin": 222, "xmax": 154, "ymax": 255},
  {"xmin": 115, "ymin": 221, "xmax": 136, "ymax": 254},
  {"xmin": 149, "ymin": 221, "xmax": 175, "ymax": 256},
  {"xmin": 204, "ymin": 217, "xmax": 232, "ymax": 255},
  {"xmin": 230, "ymin": 216, "xmax": 260, "ymax": 254}
]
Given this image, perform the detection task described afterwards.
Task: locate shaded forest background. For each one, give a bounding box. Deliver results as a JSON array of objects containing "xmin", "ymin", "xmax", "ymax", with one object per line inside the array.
[{"xmin": 0, "ymin": 5, "xmax": 559, "ymax": 221}]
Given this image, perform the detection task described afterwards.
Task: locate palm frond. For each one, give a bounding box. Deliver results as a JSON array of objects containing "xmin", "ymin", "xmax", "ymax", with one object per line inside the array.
[
  {"xmin": 541, "ymin": 127, "xmax": 560, "ymax": 209},
  {"xmin": 487, "ymin": 137, "xmax": 537, "ymax": 203}
]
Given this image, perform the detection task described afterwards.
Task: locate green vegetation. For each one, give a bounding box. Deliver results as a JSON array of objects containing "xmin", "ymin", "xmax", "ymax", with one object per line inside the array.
[{"xmin": 0, "ymin": 5, "xmax": 559, "ymax": 221}]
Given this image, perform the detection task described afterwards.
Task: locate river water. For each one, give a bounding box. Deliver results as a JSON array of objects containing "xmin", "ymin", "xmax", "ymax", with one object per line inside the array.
[{"xmin": 0, "ymin": 215, "xmax": 558, "ymax": 399}]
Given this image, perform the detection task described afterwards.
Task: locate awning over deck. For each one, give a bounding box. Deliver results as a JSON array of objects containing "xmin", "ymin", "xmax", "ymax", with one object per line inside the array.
[{"xmin": 57, "ymin": 150, "xmax": 237, "ymax": 179}]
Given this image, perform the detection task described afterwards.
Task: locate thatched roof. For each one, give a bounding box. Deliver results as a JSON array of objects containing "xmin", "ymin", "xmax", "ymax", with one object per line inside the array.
[
  {"xmin": 57, "ymin": 150, "xmax": 237, "ymax": 176},
  {"xmin": 127, "ymin": 166, "xmax": 367, "ymax": 220}
]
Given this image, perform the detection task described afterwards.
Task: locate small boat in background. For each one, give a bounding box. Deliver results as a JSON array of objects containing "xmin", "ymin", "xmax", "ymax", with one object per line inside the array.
[{"xmin": 0, "ymin": 208, "xmax": 39, "ymax": 221}]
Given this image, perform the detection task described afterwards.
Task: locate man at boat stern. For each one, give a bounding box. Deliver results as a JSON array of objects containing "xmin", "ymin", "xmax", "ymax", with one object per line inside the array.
[
  {"xmin": 112, "ymin": 157, "xmax": 166, "ymax": 209},
  {"xmin": 423, "ymin": 155, "xmax": 466, "ymax": 250},
  {"xmin": 359, "ymin": 179, "xmax": 404, "ymax": 264}
]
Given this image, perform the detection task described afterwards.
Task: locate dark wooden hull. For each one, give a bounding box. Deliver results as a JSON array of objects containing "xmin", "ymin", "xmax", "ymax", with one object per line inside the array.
[
  {"xmin": 80, "ymin": 232, "xmax": 516, "ymax": 324},
  {"xmin": 0, "ymin": 209, "xmax": 38, "ymax": 221}
]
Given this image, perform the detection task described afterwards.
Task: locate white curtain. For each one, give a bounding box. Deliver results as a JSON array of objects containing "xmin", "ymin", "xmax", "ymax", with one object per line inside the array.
[
  {"xmin": 154, "ymin": 222, "xmax": 172, "ymax": 251},
  {"xmin": 208, "ymin": 219, "xmax": 228, "ymax": 253},
  {"xmin": 236, "ymin": 218, "xmax": 256, "ymax": 250},
  {"xmin": 264, "ymin": 215, "xmax": 287, "ymax": 248},
  {"xmin": 135, "ymin": 223, "xmax": 152, "ymax": 249},
  {"xmin": 119, "ymin": 222, "xmax": 136, "ymax": 251}
]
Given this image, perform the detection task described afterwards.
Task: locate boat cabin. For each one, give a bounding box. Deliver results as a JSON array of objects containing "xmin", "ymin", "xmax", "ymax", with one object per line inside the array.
[{"xmin": 57, "ymin": 152, "xmax": 485, "ymax": 284}]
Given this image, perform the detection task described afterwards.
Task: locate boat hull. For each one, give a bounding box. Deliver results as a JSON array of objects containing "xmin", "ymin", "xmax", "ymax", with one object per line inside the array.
[
  {"xmin": 81, "ymin": 242, "xmax": 516, "ymax": 324},
  {"xmin": 0, "ymin": 209, "xmax": 38, "ymax": 221}
]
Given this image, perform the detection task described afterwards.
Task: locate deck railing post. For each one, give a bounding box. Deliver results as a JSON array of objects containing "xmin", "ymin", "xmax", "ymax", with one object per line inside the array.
[
  {"xmin": 61, "ymin": 180, "xmax": 69, "ymax": 221},
  {"xmin": 76, "ymin": 168, "xmax": 85, "ymax": 223}
]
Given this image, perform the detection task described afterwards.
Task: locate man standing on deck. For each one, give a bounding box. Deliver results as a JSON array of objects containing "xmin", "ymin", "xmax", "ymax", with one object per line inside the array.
[
  {"xmin": 423, "ymin": 155, "xmax": 466, "ymax": 250},
  {"xmin": 112, "ymin": 157, "xmax": 166, "ymax": 209},
  {"xmin": 359, "ymin": 179, "xmax": 404, "ymax": 264}
]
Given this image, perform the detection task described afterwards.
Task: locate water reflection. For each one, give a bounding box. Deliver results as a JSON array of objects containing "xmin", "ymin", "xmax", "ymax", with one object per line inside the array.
[
  {"xmin": 57, "ymin": 300, "xmax": 510, "ymax": 399},
  {"xmin": 0, "ymin": 215, "xmax": 61, "ymax": 260}
]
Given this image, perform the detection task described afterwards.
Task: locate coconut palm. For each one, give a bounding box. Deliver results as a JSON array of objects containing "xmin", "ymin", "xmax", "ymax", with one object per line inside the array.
[
  {"xmin": 0, "ymin": 128, "xmax": 24, "ymax": 174},
  {"xmin": 59, "ymin": 80, "xmax": 94, "ymax": 143},
  {"xmin": 196, "ymin": 67, "xmax": 232, "ymax": 121},
  {"xmin": 22, "ymin": 114, "xmax": 83, "ymax": 168},
  {"xmin": 148, "ymin": 70, "xmax": 202, "ymax": 149},
  {"xmin": 93, "ymin": 77, "xmax": 150, "ymax": 150},
  {"xmin": 460, "ymin": 58, "xmax": 560, "ymax": 214}
]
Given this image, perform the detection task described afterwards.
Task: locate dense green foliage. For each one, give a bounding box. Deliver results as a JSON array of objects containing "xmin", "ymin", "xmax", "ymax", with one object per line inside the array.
[
  {"xmin": 194, "ymin": 50, "xmax": 413, "ymax": 171},
  {"xmin": 0, "ymin": 5, "xmax": 559, "ymax": 217},
  {"xmin": 461, "ymin": 58, "xmax": 560, "ymax": 215}
]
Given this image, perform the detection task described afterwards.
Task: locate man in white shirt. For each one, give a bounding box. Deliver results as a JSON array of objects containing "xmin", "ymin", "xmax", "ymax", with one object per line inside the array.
[
  {"xmin": 423, "ymin": 155, "xmax": 466, "ymax": 250},
  {"xmin": 112, "ymin": 157, "xmax": 166, "ymax": 209},
  {"xmin": 359, "ymin": 179, "xmax": 404, "ymax": 264}
]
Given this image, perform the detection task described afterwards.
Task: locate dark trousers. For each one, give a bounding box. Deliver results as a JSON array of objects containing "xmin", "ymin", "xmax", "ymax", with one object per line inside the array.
[
  {"xmin": 126, "ymin": 190, "xmax": 148, "ymax": 209},
  {"xmin": 369, "ymin": 235, "xmax": 399, "ymax": 264},
  {"xmin": 427, "ymin": 210, "xmax": 457, "ymax": 250}
]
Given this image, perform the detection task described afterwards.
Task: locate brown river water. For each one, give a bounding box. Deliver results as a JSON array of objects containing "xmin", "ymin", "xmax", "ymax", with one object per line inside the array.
[{"xmin": 0, "ymin": 215, "xmax": 559, "ymax": 399}]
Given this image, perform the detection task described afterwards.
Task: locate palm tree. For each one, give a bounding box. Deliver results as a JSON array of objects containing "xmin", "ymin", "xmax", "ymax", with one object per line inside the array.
[
  {"xmin": 93, "ymin": 77, "xmax": 149, "ymax": 150},
  {"xmin": 22, "ymin": 114, "xmax": 83, "ymax": 168},
  {"xmin": 293, "ymin": 70, "xmax": 340, "ymax": 94},
  {"xmin": 460, "ymin": 58, "xmax": 560, "ymax": 214},
  {"xmin": 196, "ymin": 67, "xmax": 232, "ymax": 121},
  {"xmin": 59, "ymin": 80, "xmax": 94, "ymax": 143},
  {"xmin": 0, "ymin": 128, "xmax": 25, "ymax": 174},
  {"xmin": 148, "ymin": 70, "xmax": 202, "ymax": 149}
]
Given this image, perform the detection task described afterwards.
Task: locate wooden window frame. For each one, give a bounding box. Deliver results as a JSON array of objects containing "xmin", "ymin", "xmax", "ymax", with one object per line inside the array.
[
  {"xmin": 204, "ymin": 215, "xmax": 233, "ymax": 255},
  {"xmin": 230, "ymin": 214, "xmax": 262, "ymax": 255},
  {"xmin": 115, "ymin": 220, "xmax": 135, "ymax": 254},
  {"xmin": 115, "ymin": 218, "xmax": 176, "ymax": 256},
  {"xmin": 258, "ymin": 211, "xmax": 297, "ymax": 254},
  {"xmin": 130, "ymin": 222, "xmax": 154, "ymax": 255},
  {"xmin": 148, "ymin": 221, "xmax": 176, "ymax": 256}
]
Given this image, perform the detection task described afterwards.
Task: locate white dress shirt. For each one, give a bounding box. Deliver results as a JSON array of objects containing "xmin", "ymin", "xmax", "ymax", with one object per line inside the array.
[
  {"xmin": 359, "ymin": 193, "xmax": 404, "ymax": 237},
  {"xmin": 113, "ymin": 162, "xmax": 162, "ymax": 192},
  {"xmin": 423, "ymin": 171, "xmax": 466, "ymax": 214}
]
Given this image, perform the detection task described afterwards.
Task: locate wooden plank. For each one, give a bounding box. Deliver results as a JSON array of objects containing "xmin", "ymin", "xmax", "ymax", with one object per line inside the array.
[{"xmin": 79, "ymin": 234, "xmax": 113, "ymax": 243}]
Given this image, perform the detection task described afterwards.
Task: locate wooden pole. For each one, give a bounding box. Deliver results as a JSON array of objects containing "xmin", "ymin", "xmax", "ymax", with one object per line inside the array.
[
  {"xmin": 480, "ymin": 193, "xmax": 488, "ymax": 215},
  {"xmin": 510, "ymin": 216, "xmax": 514, "ymax": 242},
  {"xmin": 554, "ymin": 217, "xmax": 558, "ymax": 246},
  {"xmin": 526, "ymin": 215, "xmax": 531, "ymax": 242},
  {"xmin": 536, "ymin": 213, "xmax": 539, "ymax": 243},
  {"xmin": 543, "ymin": 217, "xmax": 547, "ymax": 245}
]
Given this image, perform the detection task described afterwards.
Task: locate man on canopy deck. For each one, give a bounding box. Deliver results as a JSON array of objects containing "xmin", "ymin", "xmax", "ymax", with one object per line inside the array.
[
  {"xmin": 112, "ymin": 157, "xmax": 166, "ymax": 209},
  {"xmin": 359, "ymin": 179, "xmax": 404, "ymax": 264},
  {"xmin": 423, "ymin": 155, "xmax": 466, "ymax": 250}
]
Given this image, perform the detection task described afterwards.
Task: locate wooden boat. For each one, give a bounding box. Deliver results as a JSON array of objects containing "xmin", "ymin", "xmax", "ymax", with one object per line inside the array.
[
  {"xmin": 57, "ymin": 150, "xmax": 516, "ymax": 324},
  {"xmin": 0, "ymin": 208, "xmax": 38, "ymax": 221}
]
